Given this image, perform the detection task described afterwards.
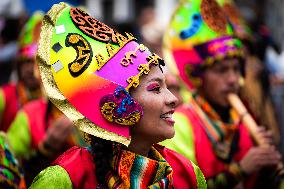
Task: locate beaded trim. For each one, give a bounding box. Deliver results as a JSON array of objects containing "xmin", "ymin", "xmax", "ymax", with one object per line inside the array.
[{"xmin": 126, "ymin": 53, "xmax": 163, "ymax": 91}]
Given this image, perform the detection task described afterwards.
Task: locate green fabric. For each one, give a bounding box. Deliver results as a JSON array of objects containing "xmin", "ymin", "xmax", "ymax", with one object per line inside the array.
[
  {"xmin": 29, "ymin": 165, "xmax": 72, "ymax": 189},
  {"xmin": 160, "ymin": 112, "xmax": 197, "ymax": 164},
  {"xmin": 0, "ymin": 89, "xmax": 5, "ymax": 122},
  {"xmin": 7, "ymin": 111, "xmax": 32, "ymax": 159},
  {"xmin": 192, "ymin": 162, "xmax": 207, "ymax": 189}
]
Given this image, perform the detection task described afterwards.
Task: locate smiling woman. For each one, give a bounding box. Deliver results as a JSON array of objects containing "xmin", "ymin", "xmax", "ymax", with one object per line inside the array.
[
  {"xmin": 129, "ymin": 65, "xmax": 178, "ymax": 156},
  {"xmin": 29, "ymin": 2, "xmax": 206, "ymax": 189}
]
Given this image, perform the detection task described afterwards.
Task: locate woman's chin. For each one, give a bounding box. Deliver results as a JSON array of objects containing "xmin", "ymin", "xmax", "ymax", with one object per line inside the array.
[{"xmin": 161, "ymin": 129, "xmax": 176, "ymax": 141}]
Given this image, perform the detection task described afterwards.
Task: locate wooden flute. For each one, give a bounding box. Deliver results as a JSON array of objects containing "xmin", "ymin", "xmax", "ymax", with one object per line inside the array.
[{"xmin": 227, "ymin": 93, "xmax": 284, "ymax": 176}]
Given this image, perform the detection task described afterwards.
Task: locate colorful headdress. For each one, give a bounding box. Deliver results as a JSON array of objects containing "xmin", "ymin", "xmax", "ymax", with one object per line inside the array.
[
  {"xmin": 217, "ymin": 0, "xmax": 252, "ymax": 40},
  {"xmin": 37, "ymin": 3, "xmax": 164, "ymax": 145},
  {"xmin": 18, "ymin": 11, "xmax": 44, "ymax": 60},
  {"xmin": 163, "ymin": 0, "xmax": 243, "ymax": 89}
]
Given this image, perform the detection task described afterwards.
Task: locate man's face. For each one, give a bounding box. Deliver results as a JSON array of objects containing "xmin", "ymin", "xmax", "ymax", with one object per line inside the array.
[
  {"xmin": 19, "ymin": 58, "xmax": 40, "ymax": 90},
  {"xmin": 199, "ymin": 57, "xmax": 241, "ymax": 107}
]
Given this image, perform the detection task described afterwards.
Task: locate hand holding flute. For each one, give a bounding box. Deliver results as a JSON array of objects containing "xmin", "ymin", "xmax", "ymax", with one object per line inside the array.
[{"xmin": 228, "ymin": 93, "xmax": 284, "ymax": 176}]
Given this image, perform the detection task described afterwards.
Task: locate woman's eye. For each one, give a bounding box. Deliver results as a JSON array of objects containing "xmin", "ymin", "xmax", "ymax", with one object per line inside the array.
[
  {"xmin": 152, "ymin": 87, "xmax": 161, "ymax": 92},
  {"xmin": 147, "ymin": 83, "xmax": 161, "ymax": 93}
]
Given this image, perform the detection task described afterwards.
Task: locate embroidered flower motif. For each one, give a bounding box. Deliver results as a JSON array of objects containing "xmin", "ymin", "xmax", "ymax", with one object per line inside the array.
[{"xmin": 100, "ymin": 86, "xmax": 143, "ymax": 126}]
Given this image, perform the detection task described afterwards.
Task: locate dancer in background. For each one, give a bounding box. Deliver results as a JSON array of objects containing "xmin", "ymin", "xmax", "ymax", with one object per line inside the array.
[
  {"xmin": 162, "ymin": 0, "xmax": 281, "ymax": 188},
  {"xmin": 0, "ymin": 12, "xmax": 43, "ymax": 132}
]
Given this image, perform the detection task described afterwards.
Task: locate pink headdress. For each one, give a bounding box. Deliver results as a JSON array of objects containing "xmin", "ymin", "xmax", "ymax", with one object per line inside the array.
[{"xmin": 37, "ymin": 3, "xmax": 164, "ymax": 145}]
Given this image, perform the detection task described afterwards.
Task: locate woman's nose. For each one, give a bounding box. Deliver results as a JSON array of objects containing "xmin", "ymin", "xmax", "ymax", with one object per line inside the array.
[{"xmin": 166, "ymin": 89, "xmax": 179, "ymax": 108}]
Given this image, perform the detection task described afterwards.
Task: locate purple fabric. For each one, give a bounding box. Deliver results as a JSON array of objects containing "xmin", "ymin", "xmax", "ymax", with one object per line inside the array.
[
  {"xmin": 95, "ymin": 41, "xmax": 151, "ymax": 87},
  {"xmin": 194, "ymin": 36, "xmax": 239, "ymax": 59}
]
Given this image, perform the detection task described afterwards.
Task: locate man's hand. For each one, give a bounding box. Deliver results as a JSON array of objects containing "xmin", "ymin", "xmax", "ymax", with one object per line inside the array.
[{"xmin": 240, "ymin": 146, "xmax": 281, "ymax": 175}]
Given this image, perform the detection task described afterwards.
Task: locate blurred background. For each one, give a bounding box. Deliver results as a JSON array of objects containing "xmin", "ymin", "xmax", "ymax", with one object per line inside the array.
[{"xmin": 1, "ymin": 0, "xmax": 284, "ymax": 153}]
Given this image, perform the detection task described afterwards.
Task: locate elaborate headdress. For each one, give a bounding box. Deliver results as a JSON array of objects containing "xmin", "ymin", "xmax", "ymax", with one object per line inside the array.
[
  {"xmin": 18, "ymin": 11, "xmax": 44, "ymax": 60},
  {"xmin": 163, "ymin": 0, "xmax": 243, "ymax": 89},
  {"xmin": 37, "ymin": 3, "xmax": 164, "ymax": 145}
]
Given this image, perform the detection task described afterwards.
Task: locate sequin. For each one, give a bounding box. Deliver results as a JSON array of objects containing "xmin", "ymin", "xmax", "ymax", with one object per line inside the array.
[
  {"xmin": 52, "ymin": 42, "xmax": 63, "ymax": 53},
  {"xmin": 200, "ymin": 0, "xmax": 227, "ymax": 34},
  {"xmin": 55, "ymin": 24, "xmax": 65, "ymax": 34},
  {"xmin": 52, "ymin": 60, "xmax": 64, "ymax": 72}
]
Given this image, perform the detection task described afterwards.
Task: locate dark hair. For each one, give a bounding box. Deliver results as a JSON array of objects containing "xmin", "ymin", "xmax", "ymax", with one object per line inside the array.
[{"xmin": 90, "ymin": 136, "xmax": 113, "ymax": 188}]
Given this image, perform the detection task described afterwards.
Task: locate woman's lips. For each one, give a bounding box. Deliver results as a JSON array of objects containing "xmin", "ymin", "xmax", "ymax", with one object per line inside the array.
[{"xmin": 160, "ymin": 110, "xmax": 175, "ymax": 126}]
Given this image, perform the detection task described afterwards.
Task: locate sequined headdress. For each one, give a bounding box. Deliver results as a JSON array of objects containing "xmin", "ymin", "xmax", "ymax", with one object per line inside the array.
[
  {"xmin": 163, "ymin": 0, "xmax": 243, "ymax": 89},
  {"xmin": 37, "ymin": 3, "xmax": 164, "ymax": 145},
  {"xmin": 18, "ymin": 11, "xmax": 44, "ymax": 60}
]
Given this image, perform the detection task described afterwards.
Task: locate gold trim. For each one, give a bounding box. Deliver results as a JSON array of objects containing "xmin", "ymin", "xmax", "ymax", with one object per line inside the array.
[{"xmin": 125, "ymin": 53, "xmax": 161, "ymax": 91}]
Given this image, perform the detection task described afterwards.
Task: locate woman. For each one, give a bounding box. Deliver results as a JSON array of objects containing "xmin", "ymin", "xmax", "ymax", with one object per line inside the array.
[{"xmin": 29, "ymin": 3, "xmax": 206, "ymax": 189}]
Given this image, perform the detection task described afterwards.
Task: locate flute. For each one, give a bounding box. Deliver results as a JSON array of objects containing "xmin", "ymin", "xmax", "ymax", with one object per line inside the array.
[{"xmin": 227, "ymin": 93, "xmax": 284, "ymax": 176}]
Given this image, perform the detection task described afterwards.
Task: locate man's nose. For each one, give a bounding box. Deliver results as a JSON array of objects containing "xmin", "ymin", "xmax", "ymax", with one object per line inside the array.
[{"xmin": 226, "ymin": 69, "xmax": 239, "ymax": 85}]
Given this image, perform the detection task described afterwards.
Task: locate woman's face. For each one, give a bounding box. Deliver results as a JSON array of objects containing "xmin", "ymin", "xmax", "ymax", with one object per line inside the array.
[{"xmin": 130, "ymin": 65, "xmax": 178, "ymax": 144}]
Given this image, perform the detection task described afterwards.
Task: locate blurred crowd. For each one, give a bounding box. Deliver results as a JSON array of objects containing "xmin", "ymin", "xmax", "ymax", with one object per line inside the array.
[{"xmin": 1, "ymin": 0, "xmax": 284, "ymax": 188}]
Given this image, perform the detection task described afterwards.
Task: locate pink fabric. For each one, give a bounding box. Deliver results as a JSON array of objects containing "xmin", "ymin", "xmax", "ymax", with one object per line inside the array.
[
  {"xmin": 0, "ymin": 84, "xmax": 18, "ymax": 131},
  {"xmin": 68, "ymin": 79, "xmax": 130, "ymax": 138},
  {"xmin": 172, "ymin": 49, "xmax": 202, "ymax": 89},
  {"xmin": 53, "ymin": 147, "xmax": 97, "ymax": 189},
  {"xmin": 154, "ymin": 144, "xmax": 198, "ymax": 189},
  {"xmin": 96, "ymin": 41, "xmax": 151, "ymax": 88},
  {"xmin": 23, "ymin": 99, "xmax": 47, "ymax": 148}
]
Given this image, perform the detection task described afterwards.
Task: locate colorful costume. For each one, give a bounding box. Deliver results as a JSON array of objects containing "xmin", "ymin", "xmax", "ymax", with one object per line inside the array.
[
  {"xmin": 218, "ymin": 0, "xmax": 280, "ymax": 144},
  {"xmin": 31, "ymin": 145, "xmax": 205, "ymax": 189},
  {"xmin": 29, "ymin": 2, "xmax": 206, "ymax": 189},
  {"xmin": 162, "ymin": 95, "xmax": 255, "ymax": 188},
  {"xmin": 0, "ymin": 12, "xmax": 43, "ymax": 132},
  {"xmin": 0, "ymin": 132, "xmax": 26, "ymax": 189},
  {"xmin": 162, "ymin": 0, "xmax": 258, "ymax": 188}
]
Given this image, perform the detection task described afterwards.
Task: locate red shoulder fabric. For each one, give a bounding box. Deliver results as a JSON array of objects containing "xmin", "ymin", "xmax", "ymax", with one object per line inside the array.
[
  {"xmin": 53, "ymin": 145, "xmax": 200, "ymax": 189},
  {"xmin": 52, "ymin": 146, "xmax": 97, "ymax": 189},
  {"xmin": 154, "ymin": 144, "xmax": 198, "ymax": 189},
  {"xmin": 0, "ymin": 83, "xmax": 18, "ymax": 131},
  {"xmin": 23, "ymin": 99, "xmax": 47, "ymax": 148}
]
